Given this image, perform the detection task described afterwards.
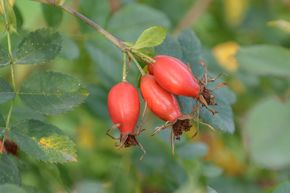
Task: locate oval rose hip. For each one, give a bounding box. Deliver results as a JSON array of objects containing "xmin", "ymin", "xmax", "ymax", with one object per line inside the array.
[
  {"xmin": 140, "ymin": 75, "xmax": 193, "ymax": 154},
  {"xmin": 148, "ymin": 55, "xmax": 200, "ymax": 98},
  {"xmin": 107, "ymin": 81, "xmax": 145, "ymax": 153},
  {"xmin": 108, "ymin": 82, "xmax": 140, "ymax": 134},
  {"xmin": 140, "ymin": 74, "xmax": 182, "ymax": 122}
]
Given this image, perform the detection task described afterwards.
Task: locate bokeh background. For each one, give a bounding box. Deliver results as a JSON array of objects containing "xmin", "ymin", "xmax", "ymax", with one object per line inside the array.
[{"xmin": 2, "ymin": 0, "xmax": 290, "ymax": 192}]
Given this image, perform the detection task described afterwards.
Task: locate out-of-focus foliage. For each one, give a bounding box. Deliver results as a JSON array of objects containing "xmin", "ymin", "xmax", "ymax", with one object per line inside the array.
[{"xmin": 0, "ymin": 0, "xmax": 290, "ymax": 193}]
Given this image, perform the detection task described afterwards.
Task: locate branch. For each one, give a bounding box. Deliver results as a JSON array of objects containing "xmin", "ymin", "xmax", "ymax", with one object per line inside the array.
[
  {"xmin": 60, "ymin": 3, "xmax": 127, "ymax": 51},
  {"xmin": 174, "ymin": 0, "xmax": 212, "ymax": 35},
  {"xmin": 34, "ymin": 0, "xmax": 155, "ymax": 74}
]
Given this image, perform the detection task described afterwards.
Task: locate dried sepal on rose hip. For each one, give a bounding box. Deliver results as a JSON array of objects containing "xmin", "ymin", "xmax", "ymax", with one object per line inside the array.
[
  {"xmin": 148, "ymin": 55, "xmax": 223, "ymax": 114},
  {"xmin": 140, "ymin": 74, "xmax": 194, "ymax": 154},
  {"xmin": 107, "ymin": 81, "xmax": 145, "ymax": 158},
  {"xmin": 0, "ymin": 139, "xmax": 18, "ymax": 156}
]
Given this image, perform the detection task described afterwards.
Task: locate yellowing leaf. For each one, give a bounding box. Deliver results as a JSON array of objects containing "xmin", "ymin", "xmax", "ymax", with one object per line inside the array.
[
  {"xmin": 10, "ymin": 120, "xmax": 77, "ymax": 163},
  {"xmin": 39, "ymin": 136, "xmax": 58, "ymax": 148},
  {"xmin": 224, "ymin": 0, "xmax": 247, "ymax": 27},
  {"xmin": 212, "ymin": 41, "xmax": 240, "ymax": 72},
  {"xmin": 37, "ymin": 135, "xmax": 77, "ymax": 162}
]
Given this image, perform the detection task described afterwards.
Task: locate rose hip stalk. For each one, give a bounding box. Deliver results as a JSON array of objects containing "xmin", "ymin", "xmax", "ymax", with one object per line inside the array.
[
  {"xmin": 140, "ymin": 74, "xmax": 193, "ymax": 154},
  {"xmin": 149, "ymin": 55, "xmax": 218, "ymax": 113},
  {"xmin": 107, "ymin": 81, "xmax": 145, "ymax": 157}
]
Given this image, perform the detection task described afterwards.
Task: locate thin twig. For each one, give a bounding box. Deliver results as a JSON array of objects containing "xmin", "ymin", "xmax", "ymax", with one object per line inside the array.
[
  {"xmin": 60, "ymin": 3, "xmax": 127, "ymax": 51},
  {"xmin": 173, "ymin": 0, "xmax": 212, "ymax": 35}
]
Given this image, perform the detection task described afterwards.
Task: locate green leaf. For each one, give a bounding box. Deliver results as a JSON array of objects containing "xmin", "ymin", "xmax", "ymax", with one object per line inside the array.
[
  {"xmin": 0, "ymin": 154, "xmax": 21, "ymax": 185},
  {"xmin": 19, "ymin": 71, "xmax": 89, "ymax": 115},
  {"xmin": 10, "ymin": 120, "xmax": 77, "ymax": 163},
  {"xmin": 200, "ymin": 103, "xmax": 235, "ymax": 133},
  {"xmin": 133, "ymin": 26, "xmax": 167, "ymax": 49},
  {"xmin": 236, "ymin": 45, "xmax": 290, "ymax": 77},
  {"xmin": 210, "ymin": 176, "xmax": 262, "ymax": 193},
  {"xmin": 244, "ymin": 97, "xmax": 290, "ymax": 169},
  {"xmin": 203, "ymin": 165, "xmax": 223, "ymax": 178},
  {"xmin": 177, "ymin": 142, "xmax": 208, "ymax": 160},
  {"xmin": 13, "ymin": 6, "xmax": 23, "ymax": 30},
  {"xmin": 199, "ymin": 83, "xmax": 235, "ymax": 133},
  {"xmin": 85, "ymin": 85, "xmax": 109, "ymax": 120},
  {"xmin": 176, "ymin": 83, "xmax": 236, "ymax": 133},
  {"xmin": 176, "ymin": 96, "xmax": 196, "ymax": 115},
  {"xmin": 13, "ymin": 29, "xmax": 62, "ymax": 65},
  {"xmin": 75, "ymin": 181, "xmax": 106, "ymax": 193},
  {"xmin": 174, "ymin": 176, "xmax": 203, "ymax": 193},
  {"xmin": 0, "ymin": 78, "xmax": 15, "ymax": 104},
  {"xmin": 155, "ymin": 34, "xmax": 183, "ymax": 59},
  {"xmin": 207, "ymin": 187, "xmax": 218, "ymax": 193},
  {"xmin": 0, "ymin": 184, "xmax": 26, "ymax": 193},
  {"xmin": 107, "ymin": 3, "xmax": 170, "ymax": 41},
  {"xmin": 178, "ymin": 30, "xmax": 204, "ymax": 78},
  {"xmin": 59, "ymin": 35, "xmax": 79, "ymax": 60},
  {"xmin": 141, "ymin": 0, "xmax": 193, "ymax": 26},
  {"xmin": 42, "ymin": 4, "xmax": 63, "ymax": 28},
  {"xmin": 272, "ymin": 181, "xmax": 290, "ymax": 193},
  {"xmin": 0, "ymin": 46, "xmax": 9, "ymax": 67},
  {"xmin": 212, "ymin": 85, "xmax": 236, "ymax": 105},
  {"xmin": 198, "ymin": 78, "xmax": 236, "ymax": 134},
  {"xmin": 11, "ymin": 106, "xmax": 45, "ymax": 123},
  {"xmin": 0, "ymin": 114, "xmax": 4, "ymax": 128}
]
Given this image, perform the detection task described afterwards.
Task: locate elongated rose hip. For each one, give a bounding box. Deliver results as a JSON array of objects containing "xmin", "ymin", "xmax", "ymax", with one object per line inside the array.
[
  {"xmin": 148, "ymin": 55, "xmax": 200, "ymax": 98},
  {"xmin": 108, "ymin": 82, "xmax": 142, "ymax": 149},
  {"xmin": 140, "ymin": 74, "xmax": 192, "ymax": 154},
  {"xmin": 140, "ymin": 74, "xmax": 182, "ymax": 122}
]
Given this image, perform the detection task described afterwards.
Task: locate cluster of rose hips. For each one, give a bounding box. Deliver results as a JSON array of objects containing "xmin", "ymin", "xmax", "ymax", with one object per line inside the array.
[{"xmin": 107, "ymin": 55, "xmax": 218, "ymax": 157}]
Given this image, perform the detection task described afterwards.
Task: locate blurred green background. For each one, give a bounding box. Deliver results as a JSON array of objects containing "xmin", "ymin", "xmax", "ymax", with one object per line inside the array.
[{"xmin": 1, "ymin": 0, "xmax": 290, "ymax": 192}]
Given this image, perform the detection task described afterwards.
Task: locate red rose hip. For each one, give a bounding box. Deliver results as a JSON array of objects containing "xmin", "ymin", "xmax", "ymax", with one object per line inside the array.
[
  {"xmin": 108, "ymin": 82, "xmax": 140, "ymax": 134},
  {"xmin": 149, "ymin": 55, "xmax": 200, "ymax": 98},
  {"xmin": 107, "ymin": 82, "xmax": 144, "ymax": 153},
  {"xmin": 140, "ymin": 74, "xmax": 182, "ymax": 122},
  {"xmin": 140, "ymin": 75, "xmax": 193, "ymax": 154}
]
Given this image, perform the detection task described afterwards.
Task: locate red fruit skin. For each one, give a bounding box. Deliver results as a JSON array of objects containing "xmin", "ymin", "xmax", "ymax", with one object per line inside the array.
[
  {"xmin": 140, "ymin": 75, "xmax": 182, "ymax": 122},
  {"xmin": 108, "ymin": 82, "xmax": 140, "ymax": 134},
  {"xmin": 149, "ymin": 55, "xmax": 200, "ymax": 98}
]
